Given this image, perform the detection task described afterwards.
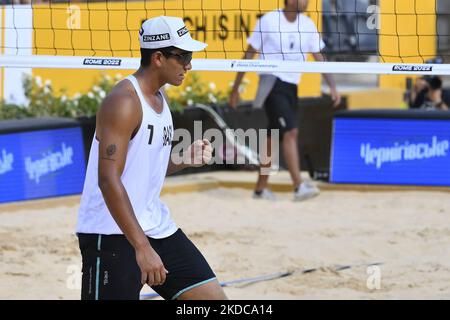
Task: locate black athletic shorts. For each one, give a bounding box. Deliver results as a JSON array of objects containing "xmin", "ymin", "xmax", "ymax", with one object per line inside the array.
[
  {"xmin": 263, "ymin": 78, "xmax": 299, "ymax": 137},
  {"xmin": 78, "ymin": 228, "xmax": 217, "ymax": 300}
]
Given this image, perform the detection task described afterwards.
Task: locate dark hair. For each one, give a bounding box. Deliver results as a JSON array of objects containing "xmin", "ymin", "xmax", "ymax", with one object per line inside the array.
[
  {"xmin": 140, "ymin": 46, "xmax": 177, "ymax": 67},
  {"xmin": 425, "ymin": 76, "xmax": 443, "ymax": 90}
]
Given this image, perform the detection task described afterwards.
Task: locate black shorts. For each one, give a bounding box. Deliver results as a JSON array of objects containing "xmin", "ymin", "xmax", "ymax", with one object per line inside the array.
[
  {"xmin": 263, "ymin": 78, "xmax": 299, "ymax": 137},
  {"xmin": 78, "ymin": 228, "xmax": 216, "ymax": 300}
]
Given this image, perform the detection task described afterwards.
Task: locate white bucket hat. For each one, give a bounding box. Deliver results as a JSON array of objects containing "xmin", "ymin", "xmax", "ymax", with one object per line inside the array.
[{"xmin": 139, "ymin": 16, "xmax": 207, "ymax": 52}]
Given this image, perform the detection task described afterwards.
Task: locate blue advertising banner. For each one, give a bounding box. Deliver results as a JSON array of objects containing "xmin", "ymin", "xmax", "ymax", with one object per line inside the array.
[
  {"xmin": 330, "ymin": 118, "xmax": 450, "ymax": 186},
  {"xmin": 0, "ymin": 127, "xmax": 86, "ymax": 203}
]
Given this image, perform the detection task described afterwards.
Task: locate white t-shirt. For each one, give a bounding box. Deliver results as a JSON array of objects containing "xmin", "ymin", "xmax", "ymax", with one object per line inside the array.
[{"xmin": 247, "ymin": 9, "xmax": 325, "ymax": 85}]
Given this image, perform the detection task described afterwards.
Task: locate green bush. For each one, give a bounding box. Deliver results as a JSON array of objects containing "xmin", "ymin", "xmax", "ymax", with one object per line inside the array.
[
  {"xmin": 0, "ymin": 102, "xmax": 31, "ymax": 119},
  {"xmin": 165, "ymin": 72, "xmax": 228, "ymax": 112},
  {"xmin": 165, "ymin": 72, "xmax": 250, "ymax": 112},
  {"xmin": 0, "ymin": 72, "xmax": 248, "ymax": 120}
]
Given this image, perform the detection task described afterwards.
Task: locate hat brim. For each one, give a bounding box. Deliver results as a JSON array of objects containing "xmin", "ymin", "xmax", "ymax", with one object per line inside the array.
[{"xmin": 174, "ymin": 39, "xmax": 208, "ymax": 52}]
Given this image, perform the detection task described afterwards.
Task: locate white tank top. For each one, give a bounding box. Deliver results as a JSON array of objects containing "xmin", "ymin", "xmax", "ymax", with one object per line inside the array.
[{"xmin": 76, "ymin": 75, "xmax": 178, "ymax": 239}]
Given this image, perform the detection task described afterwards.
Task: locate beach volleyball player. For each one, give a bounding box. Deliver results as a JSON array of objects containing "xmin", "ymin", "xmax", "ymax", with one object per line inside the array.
[{"xmin": 75, "ymin": 16, "xmax": 227, "ymax": 300}]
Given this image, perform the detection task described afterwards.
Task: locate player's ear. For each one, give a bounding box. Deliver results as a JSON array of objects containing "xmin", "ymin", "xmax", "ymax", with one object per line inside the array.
[{"xmin": 152, "ymin": 51, "xmax": 165, "ymax": 67}]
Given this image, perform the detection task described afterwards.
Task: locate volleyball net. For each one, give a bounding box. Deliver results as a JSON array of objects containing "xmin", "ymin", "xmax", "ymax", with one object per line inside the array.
[{"xmin": 0, "ymin": 0, "xmax": 449, "ymax": 74}]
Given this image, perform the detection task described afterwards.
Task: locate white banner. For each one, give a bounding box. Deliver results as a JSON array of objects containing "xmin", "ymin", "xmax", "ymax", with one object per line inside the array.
[{"xmin": 1, "ymin": 55, "xmax": 450, "ymax": 76}]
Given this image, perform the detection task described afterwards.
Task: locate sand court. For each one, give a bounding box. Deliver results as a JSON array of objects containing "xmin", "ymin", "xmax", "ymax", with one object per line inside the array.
[{"xmin": 1, "ymin": 172, "xmax": 449, "ymax": 300}]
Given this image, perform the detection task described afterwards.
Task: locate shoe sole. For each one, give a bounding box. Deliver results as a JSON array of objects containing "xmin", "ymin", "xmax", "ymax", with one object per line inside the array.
[
  {"xmin": 252, "ymin": 196, "xmax": 277, "ymax": 201},
  {"xmin": 293, "ymin": 191, "xmax": 320, "ymax": 202}
]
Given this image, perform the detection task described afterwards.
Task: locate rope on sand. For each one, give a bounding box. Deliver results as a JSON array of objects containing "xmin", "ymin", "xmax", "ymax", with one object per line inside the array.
[{"xmin": 139, "ymin": 261, "xmax": 384, "ymax": 300}]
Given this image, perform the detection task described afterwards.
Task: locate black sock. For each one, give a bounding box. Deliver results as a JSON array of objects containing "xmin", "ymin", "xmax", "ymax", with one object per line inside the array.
[{"xmin": 254, "ymin": 190, "xmax": 263, "ymax": 196}]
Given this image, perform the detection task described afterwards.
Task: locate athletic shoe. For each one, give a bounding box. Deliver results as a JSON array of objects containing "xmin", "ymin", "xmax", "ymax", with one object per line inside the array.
[
  {"xmin": 293, "ymin": 182, "xmax": 320, "ymax": 201},
  {"xmin": 253, "ymin": 188, "xmax": 277, "ymax": 201}
]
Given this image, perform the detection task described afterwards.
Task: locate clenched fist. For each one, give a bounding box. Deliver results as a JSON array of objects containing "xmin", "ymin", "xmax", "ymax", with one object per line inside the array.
[{"xmin": 184, "ymin": 139, "xmax": 213, "ymax": 167}]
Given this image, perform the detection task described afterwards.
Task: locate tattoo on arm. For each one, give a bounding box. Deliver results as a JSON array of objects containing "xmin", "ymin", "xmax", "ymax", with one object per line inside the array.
[
  {"xmin": 101, "ymin": 144, "xmax": 117, "ymax": 161},
  {"xmin": 106, "ymin": 144, "xmax": 117, "ymax": 156}
]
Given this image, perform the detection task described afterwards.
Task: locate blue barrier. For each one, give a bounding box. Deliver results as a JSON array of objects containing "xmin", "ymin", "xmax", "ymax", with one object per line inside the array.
[
  {"xmin": 331, "ymin": 110, "xmax": 450, "ymax": 186},
  {"xmin": 0, "ymin": 126, "xmax": 86, "ymax": 203}
]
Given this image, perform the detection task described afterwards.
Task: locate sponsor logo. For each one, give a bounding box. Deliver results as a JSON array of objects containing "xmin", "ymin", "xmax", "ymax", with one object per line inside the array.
[
  {"xmin": 25, "ymin": 143, "xmax": 74, "ymax": 184},
  {"xmin": 83, "ymin": 58, "xmax": 121, "ymax": 66},
  {"xmin": 0, "ymin": 149, "xmax": 14, "ymax": 175},
  {"xmin": 142, "ymin": 33, "xmax": 170, "ymax": 42},
  {"xmin": 163, "ymin": 125, "xmax": 173, "ymax": 147},
  {"xmin": 392, "ymin": 65, "xmax": 433, "ymax": 72},
  {"xmin": 360, "ymin": 136, "xmax": 449, "ymax": 169},
  {"xmin": 177, "ymin": 26, "xmax": 189, "ymax": 37},
  {"xmin": 230, "ymin": 61, "xmax": 278, "ymax": 70}
]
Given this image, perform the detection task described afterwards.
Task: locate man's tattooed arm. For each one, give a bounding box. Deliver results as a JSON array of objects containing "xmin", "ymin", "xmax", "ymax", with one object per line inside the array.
[{"xmin": 101, "ymin": 144, "xmax": 117, "ymax": 161}]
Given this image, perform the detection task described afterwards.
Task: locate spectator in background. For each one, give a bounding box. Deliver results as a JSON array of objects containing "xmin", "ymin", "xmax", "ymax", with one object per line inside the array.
[
  {"xmin": 229, "ymin": 0, "xmax": 341, "ymax": 202},
  {"xmin": 409, "ymin": 76, "xmax": 449, "ymax": 111},
  {"xmin": 336, "ymin": 0, "xmax": 358, "ymax": 50}
]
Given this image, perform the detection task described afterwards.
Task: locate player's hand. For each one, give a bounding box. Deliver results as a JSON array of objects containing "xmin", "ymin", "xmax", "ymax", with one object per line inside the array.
[
  {"xmin": 331, "ymin": 88, "xmax": 342, "ymax": 108},
  {"xmin": 185, "ymin": 139, "xmax": 213, "ymax": 167},
  {"xmin": 229, "ymin": 89, "xmax": 240, "ymax": 109},
  {"xmin": 135, "ymin": 243, "xmax": 169, "ymax": 287}
]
